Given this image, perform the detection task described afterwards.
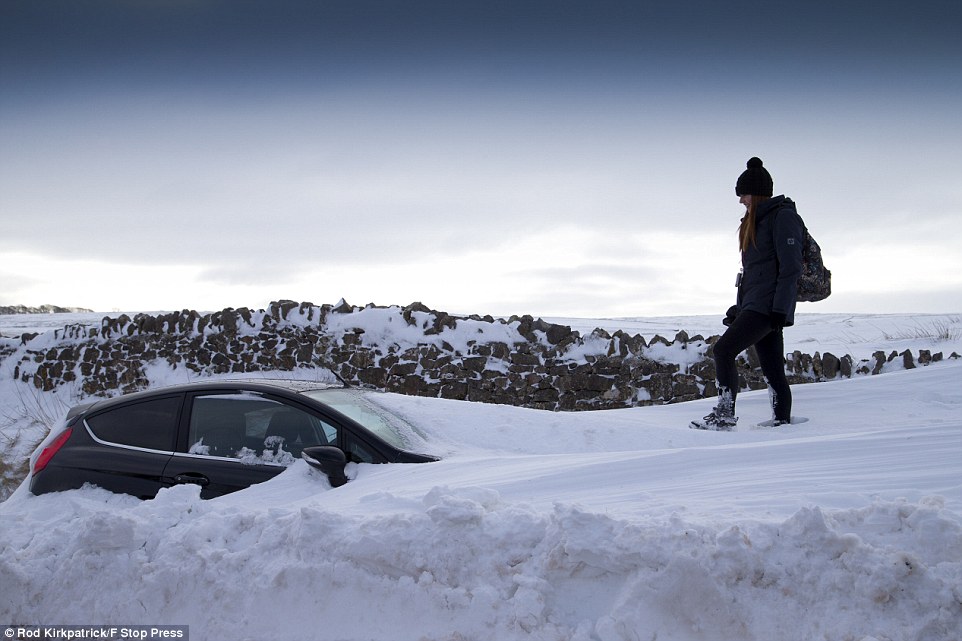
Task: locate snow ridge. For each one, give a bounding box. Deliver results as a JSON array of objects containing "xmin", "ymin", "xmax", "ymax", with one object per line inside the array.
[{"xmin": 2, "ymin": 479, "xmax": 959, "ymax": 641}]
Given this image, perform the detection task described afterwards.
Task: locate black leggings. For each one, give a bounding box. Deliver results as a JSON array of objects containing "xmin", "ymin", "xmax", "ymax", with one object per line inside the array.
[{"xmin": 713, "ymin": 310, "xmax": 792, "ymax": 421}]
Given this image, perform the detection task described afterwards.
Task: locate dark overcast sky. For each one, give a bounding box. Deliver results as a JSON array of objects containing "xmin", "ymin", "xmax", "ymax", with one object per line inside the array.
[
  {"xmin": 4, "ymin": 1, "xmax": 957, "ymax": 91},
  {"xmin": 2, "ymin": 1, "xmax": 961, "ymax": 315}
]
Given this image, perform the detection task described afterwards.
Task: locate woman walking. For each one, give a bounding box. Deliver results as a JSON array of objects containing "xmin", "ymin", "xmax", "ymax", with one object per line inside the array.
[{"xmin": 691, "ymin": 157, "xmax": 804, "ymax": 430}]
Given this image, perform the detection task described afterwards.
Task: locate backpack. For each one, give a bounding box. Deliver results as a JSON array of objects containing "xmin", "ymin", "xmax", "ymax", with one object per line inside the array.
[
  {"xmin": 796, "ymin": 227, "xmax": 832, "ymax": 301},
  {"xmin": 778, "ymin": 200, "xmax": 832, "ymax": 302}
]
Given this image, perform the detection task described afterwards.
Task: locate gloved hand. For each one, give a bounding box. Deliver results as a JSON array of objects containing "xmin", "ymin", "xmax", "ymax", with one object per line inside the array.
[
  {"xmin": 770, "ymin": 312, "xmax": 786, "ymax": 329},
  {"xmin": 723, "ymin": 305, "xmax": 738, "ymax": 327}
]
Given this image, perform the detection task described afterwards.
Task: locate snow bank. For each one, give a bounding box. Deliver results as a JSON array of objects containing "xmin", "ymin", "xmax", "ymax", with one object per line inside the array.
[{"xmin": 2, "ymin": 476, "xmax": 959, "ymax": 641}]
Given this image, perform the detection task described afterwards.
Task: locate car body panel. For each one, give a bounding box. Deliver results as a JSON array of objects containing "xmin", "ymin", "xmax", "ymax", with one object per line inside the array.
[{"xmin": 161, "ymin": 453, "xmax": 286, "ymax": 499}]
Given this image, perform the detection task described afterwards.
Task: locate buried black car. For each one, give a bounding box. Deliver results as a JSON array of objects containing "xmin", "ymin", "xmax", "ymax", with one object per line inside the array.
[{"xmin": 29, "ymin": 380, "xmax": 439, "ymax": 499}]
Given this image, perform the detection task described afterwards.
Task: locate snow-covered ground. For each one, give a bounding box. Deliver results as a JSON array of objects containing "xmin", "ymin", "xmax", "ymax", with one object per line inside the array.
[{"xmin": 1, "ymin": 312, "xmax": 961, "ymax": 641}]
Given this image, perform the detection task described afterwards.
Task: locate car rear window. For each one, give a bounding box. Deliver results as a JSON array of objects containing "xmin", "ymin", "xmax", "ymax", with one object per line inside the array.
[{"xmin": 86, "ymin": 396, "xmax": 181, "ymax": 451}]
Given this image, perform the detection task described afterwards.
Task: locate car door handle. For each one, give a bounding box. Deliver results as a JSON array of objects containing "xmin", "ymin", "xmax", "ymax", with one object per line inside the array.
[{"xmin": 173, "ymin": 473, "xmax": 210, "ymax": 487}]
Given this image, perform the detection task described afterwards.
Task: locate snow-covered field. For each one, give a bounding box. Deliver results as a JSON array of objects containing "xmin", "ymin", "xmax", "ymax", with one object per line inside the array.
[{"xmin": 1, "ymin": 312, "xmax": 961, "ymax": 641}]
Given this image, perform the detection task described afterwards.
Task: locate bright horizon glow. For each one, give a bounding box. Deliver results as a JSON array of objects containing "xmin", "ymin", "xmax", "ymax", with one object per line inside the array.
[{"xmin": 4, "ymin": 228, "xmax": 962, "ymax": 318}]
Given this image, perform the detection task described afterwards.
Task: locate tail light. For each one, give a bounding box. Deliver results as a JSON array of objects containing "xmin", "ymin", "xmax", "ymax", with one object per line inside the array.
[{"xmin": 33, "ymin": 428, "xmax": 73, "ymax": 474}]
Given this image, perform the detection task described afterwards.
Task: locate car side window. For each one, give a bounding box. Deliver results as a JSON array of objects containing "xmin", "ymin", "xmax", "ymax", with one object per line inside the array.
[
  {"xmin": 187, "ymin": 393, "xmax": 338, "ymax": 464},
  {"xmin": 345, "ymin": 436, "xmax": 377, "ymax": 464},
  {"xmin": 86, "ymin": 396, "xmax": 181, "ymax": 452}
]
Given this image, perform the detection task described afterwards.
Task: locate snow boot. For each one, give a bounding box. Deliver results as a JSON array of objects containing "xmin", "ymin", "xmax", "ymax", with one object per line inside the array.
[
  {"xmin": 689, "ymin": 410, "xmax": 739, "ymax": 431},
  {"xmin": 690, "ymin": 388, "xmax": 737, "ymax": 431},
  {"xmin": 767, "ymin": 385, "xmax": 792, "ymax": 427}
]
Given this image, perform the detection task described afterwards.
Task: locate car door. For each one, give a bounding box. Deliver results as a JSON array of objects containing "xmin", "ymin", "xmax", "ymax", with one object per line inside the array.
[{"xmin": 162, "ymin": 390, "xmax": 338, "ymax": 498}]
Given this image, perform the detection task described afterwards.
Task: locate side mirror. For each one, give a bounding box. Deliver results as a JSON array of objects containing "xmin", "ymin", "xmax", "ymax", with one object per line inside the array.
[{"xmin": 301, "ymin": 446, "xmax": 348, "ymax": 487}]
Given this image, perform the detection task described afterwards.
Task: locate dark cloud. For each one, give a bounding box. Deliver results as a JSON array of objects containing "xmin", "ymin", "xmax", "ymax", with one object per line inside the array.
[{"xmin": 3, "ymin": 0, "xmax": 959, "ymax": 96}]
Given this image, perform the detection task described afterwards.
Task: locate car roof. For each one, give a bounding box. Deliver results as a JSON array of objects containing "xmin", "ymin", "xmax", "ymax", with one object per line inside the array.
[{"xmin": 75, "ymin": 379, "xmax": 346, "ymax": 414}]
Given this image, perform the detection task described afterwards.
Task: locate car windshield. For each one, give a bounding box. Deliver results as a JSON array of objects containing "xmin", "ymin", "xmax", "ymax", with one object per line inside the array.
[{"xmin": 301, "ymin": 388, "xmax": 427, "ymax": 452}]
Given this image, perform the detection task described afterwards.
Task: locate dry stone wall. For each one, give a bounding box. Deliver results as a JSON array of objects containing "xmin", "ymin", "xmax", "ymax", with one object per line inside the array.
[{"xmin": 2, "ymin": 301, "xmax": 955, "ymax": 411}]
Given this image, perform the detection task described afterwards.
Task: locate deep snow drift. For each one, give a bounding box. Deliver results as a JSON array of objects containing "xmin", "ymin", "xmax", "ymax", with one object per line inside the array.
[{"xmin": 1, "ymin": 312, "xmax": 960, "ymax": 641}]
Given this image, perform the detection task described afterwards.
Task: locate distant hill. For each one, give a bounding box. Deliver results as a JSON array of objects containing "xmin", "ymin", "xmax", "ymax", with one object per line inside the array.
[{"xmin": 0, "ymin": 304, "xmax": 94, "ymax": 314}]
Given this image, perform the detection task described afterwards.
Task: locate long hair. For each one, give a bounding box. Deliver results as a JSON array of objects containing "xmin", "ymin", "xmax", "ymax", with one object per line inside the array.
[{"xmin": 738, "ymin": 196, "xmax": 769, "ymax": 253}]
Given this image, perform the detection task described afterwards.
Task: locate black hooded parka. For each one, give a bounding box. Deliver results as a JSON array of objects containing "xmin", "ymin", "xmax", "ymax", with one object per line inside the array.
[{"xmin": 736, "ymin": 195, "xmax": 805, "ymax": 327}]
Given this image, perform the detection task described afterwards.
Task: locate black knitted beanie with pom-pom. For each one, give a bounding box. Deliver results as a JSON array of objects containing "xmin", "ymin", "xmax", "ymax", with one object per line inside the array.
[{"xmin": 735, "ymin": 157, "xmax": 774, "ymax": 197}]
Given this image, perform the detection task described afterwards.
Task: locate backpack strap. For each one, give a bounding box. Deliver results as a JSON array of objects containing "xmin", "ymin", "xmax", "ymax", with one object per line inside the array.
[{"xmin": 774, "ymin": 197, "xmax": 806, "ymax": 233}]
